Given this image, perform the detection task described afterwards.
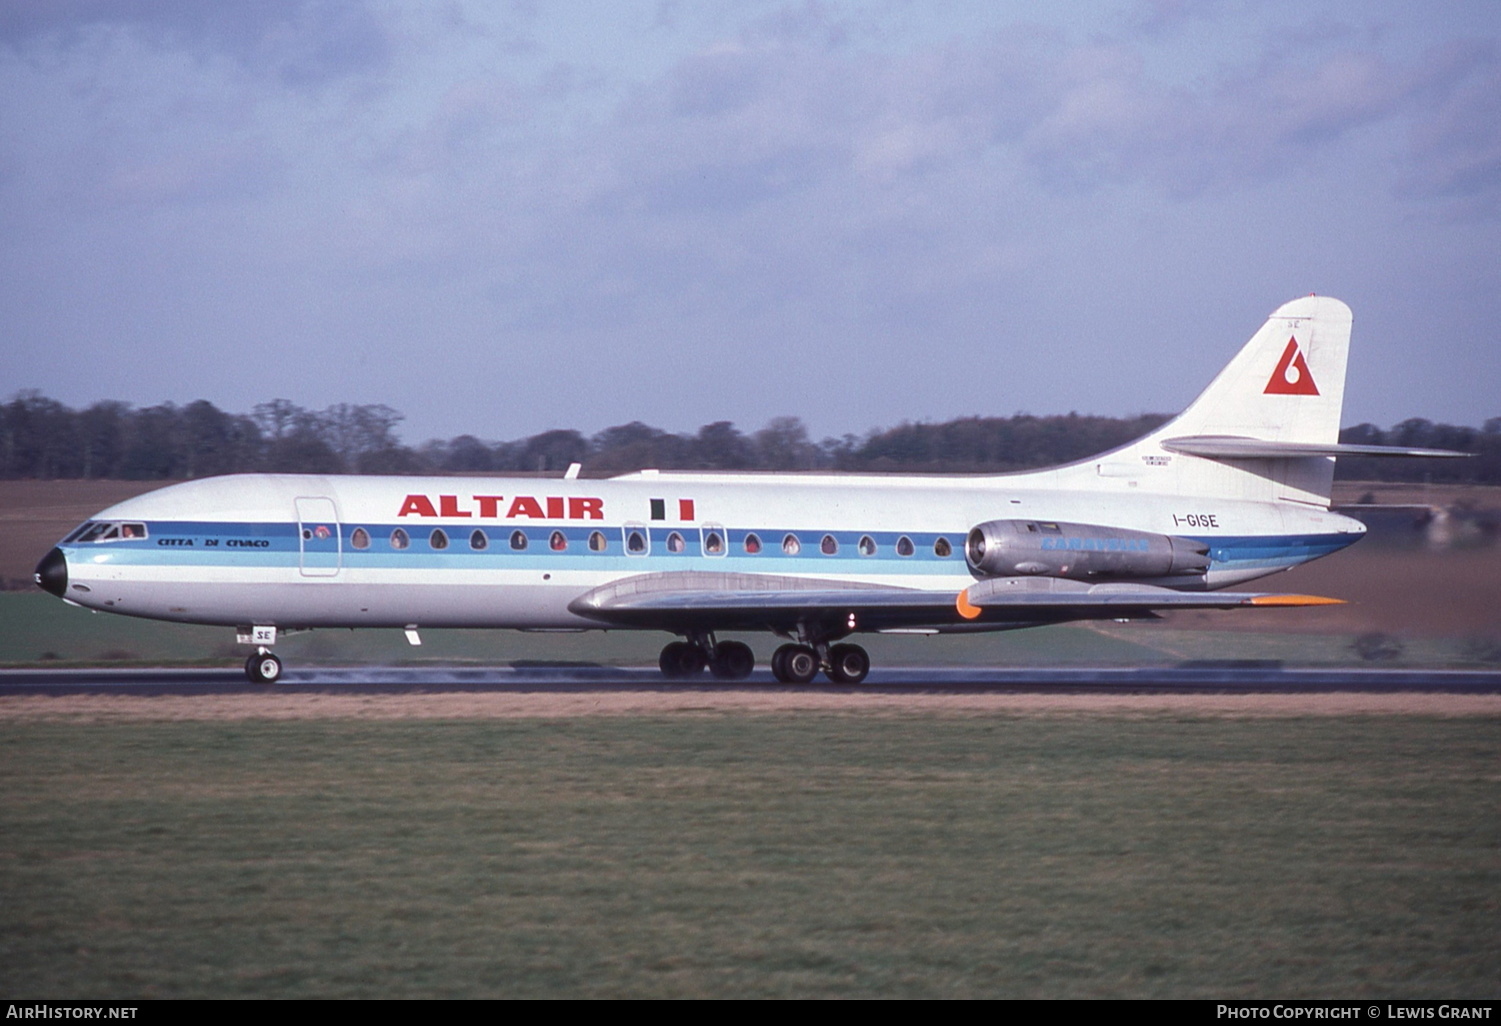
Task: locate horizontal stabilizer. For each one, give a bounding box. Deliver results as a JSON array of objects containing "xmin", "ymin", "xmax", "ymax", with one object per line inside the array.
[{"xmin": 1162, "ymin": 435, "xmax": 1469, "ymax": 460}]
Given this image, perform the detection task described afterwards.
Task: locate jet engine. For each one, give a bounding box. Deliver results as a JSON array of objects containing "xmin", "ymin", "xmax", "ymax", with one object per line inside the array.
[{"xmin": 965, "ymin": 519, "xmax": 1211, "ymax": 581}]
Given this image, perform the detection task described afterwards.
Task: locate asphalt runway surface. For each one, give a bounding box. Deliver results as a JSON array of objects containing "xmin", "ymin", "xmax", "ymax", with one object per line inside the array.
[{"xmin": 4, "ymin": 664, "xmax": 1501, "ymax": 695}]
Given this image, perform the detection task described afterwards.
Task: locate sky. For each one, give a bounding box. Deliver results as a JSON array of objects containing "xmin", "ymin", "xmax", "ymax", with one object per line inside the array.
[{"xmin": 2, "ymin": 0, "xmax": 1498, "ymax": 446}]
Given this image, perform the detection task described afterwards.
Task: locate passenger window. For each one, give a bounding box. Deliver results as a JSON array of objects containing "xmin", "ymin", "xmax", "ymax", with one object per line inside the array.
[
  {"xmin": 588, "ymin": 531, "xmax": 607, "ymax": 552},
  {"xmin": 666, "ymin": 531, "xmax": 685, "ymax": 553},
  {"xmin": 782, "ymin": 534, "xmax": 801, "ymax": 555},
  {"xmin": 820, "ymin": 534, "xmax": 838, "ymax": 555},
  {"xmin": 430, "ymin": 529, "xmax": 449, "ymax": 550},
  {"xmin": 858, "ymin": 535, "xmax": 876, "ymax": 556},
  {"xmin": 626, "ymin": 528, "xmax": 648, "ymax": 555},
  {"xmin": 934, "ymin": 537, "xmax": 952, "ymax": 557},
  {"xmin": 510, "ymin": 530, "xmax": 528, "ymax": 551},
  {"xmin": 391, "ymin": 528, "xmax": 410, "ymax": 550},
  {"xmin": 550, "ymin": 530, "xmax": 568, "ymax": 551},
  {"xmin": 896, "ymin": 535, "xmax": 914, "ymax": 556},
  {"xmin": 703, "ymin": 530, "xmax": 724, "ymax": 555},
  {"xmin": 470, "ymin": 529, "xmax": 488, "ymax": 551},
  {"xmin": 351, "ymin": 528, "xmax": 371, "ymax": 550},
  {"xmin": 743, "ymin": 533, "xmax": 762, "ymax": 554}
]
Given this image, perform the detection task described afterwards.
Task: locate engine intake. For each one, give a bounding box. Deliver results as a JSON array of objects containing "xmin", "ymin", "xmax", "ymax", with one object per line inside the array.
[{"xmin": 965, "ymin": 519, "xmax": 1210, "ymax": 581}]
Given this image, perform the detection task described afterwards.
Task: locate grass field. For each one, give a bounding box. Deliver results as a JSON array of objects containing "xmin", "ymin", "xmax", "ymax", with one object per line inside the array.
[{"xmin": 2, "ymin": 713, "xmax": 1497, "ymax": 998}]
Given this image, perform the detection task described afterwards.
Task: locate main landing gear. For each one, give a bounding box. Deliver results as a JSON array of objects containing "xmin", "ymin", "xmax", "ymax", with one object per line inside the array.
[
  {"xmin": 657, "ymin": 634, "xmax": 870, "ymax": 684},
  {"xmin": 660, "ymin": 637, "xmax": 755, "ymax": 680},
  {"xmin": 769, "ymin": 642, "xmax": 870, "ymax": 684},
  {"xmin": 245, "ymin": 650, "xmax": 283, "ymax": 683}
]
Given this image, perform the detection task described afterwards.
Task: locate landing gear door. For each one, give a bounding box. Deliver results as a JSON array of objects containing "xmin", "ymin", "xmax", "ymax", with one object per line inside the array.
[{"xmin": 295, "ymin": 496, "xmax": 341, "ymax": 577}]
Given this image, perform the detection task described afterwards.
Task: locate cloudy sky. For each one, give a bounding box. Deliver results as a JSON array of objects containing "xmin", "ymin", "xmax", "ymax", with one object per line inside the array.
[{"xmin": 2, "ymin": 0, "xmax": 1498, "ymax": 445}]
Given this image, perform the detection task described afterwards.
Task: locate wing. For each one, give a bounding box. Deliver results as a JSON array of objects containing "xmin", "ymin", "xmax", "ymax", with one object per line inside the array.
[{"xmin": 567, "ymin": 571, "xmax": 1341, "ymax": 634}]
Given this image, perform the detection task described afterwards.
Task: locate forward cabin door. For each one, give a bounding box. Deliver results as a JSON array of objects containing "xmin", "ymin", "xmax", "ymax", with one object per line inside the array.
[{"xmin": 295, "ymin": 496, "xmax": 342, "ymax": 577}]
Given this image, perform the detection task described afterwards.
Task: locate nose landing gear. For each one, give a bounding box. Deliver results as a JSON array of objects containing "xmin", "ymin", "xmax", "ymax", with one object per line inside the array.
[{"xmin": 245, "ymin": 650, "xmax": 283, "ymax": 683}]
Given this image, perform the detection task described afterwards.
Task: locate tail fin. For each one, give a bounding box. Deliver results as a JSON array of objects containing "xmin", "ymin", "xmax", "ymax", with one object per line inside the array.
[
  {"xmin": 1112, "ymin": 296, "xmax": 1353, "ymax": 506},
  {"xmin": 1153, "ymin": 294, "xmax": 1351, "ymax": 446}
]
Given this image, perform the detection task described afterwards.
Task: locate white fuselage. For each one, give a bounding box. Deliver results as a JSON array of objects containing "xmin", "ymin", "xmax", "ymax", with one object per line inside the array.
[{"xmin": 51, "ymin": 466, "xmax": 1365, "ymax": 632}]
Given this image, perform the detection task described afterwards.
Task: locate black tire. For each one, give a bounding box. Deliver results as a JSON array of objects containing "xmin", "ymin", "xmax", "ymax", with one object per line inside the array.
[
  {"xmin": 245, "ymin": 652, "xmax": 283, "ymax": 684},
  {"xmin": 826, "ymin": 643, "xmax": 870, "ymax": 684},
  {"xmin": 773, "ymin": 644, "xmax": 818, "ymax": 684},
  {"xmin": 659, "ymin": 641, "xmax": 706, "ymax": 679},
  {"xmin": 770, "ymin": 643, "xmax": 795, "ymax": 682},
  {"xmin": 709, "ymin": 641, "xmax": 755, "ymax": 680}
]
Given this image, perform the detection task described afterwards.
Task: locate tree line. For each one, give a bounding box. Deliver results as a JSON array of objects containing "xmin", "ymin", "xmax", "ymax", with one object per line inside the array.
[{"xmin": 3, "ymin": 389, "xmax": 1498, "ymax": 483}]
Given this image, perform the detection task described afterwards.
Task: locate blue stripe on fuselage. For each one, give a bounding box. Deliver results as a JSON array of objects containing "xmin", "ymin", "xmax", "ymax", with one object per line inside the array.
[{"xmin": 61, "ymin": 521, "xmax": 1356, "ymax": 575}]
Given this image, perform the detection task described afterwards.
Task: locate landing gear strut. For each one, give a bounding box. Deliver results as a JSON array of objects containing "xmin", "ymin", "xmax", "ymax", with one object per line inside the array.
[
  {"xmin": 658, "ymin": 635, "xmax": 755, "ymax": 681},
  {"xmin": 245, "ymin": 650, "xmax": 283, "ymax": 683}
]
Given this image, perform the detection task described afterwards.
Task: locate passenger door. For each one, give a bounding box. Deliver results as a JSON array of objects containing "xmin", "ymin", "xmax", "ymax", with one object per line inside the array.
[{"xmin": 295, "ymin": 496, "xmax": 342, "ymax": 577}]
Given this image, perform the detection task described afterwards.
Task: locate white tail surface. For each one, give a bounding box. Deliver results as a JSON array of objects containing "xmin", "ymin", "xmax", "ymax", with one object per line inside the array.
[{"xmin": 1106, "ymin": 296, "xmax": 1353, "ymax": 507}]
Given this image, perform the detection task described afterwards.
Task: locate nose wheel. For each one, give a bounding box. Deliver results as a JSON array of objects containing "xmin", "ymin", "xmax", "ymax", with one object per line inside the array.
[{"xmin": 245, "ymin": 651, "xmax": 283, "ymax": 683}]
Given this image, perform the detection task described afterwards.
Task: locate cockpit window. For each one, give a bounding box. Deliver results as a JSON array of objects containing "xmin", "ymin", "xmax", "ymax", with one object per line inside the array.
[
  {"xmin": 63, "ymin": 522, "xmax": 95, "ymax": 543},
  {"xmin": 72, "ymin": 521, "xmax": 147, "ymax": 543}
]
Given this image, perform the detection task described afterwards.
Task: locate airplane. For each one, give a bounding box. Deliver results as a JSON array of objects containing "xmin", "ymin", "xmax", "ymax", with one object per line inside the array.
[{"xmin": 33, "ymin": 295, "xmax": 1464, "ymax": 684}]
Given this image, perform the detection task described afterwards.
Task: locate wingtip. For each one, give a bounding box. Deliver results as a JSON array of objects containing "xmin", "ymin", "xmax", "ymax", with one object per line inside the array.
[{"xmin": 1248, "ymin": 594, "xmax": 1346, "ymax": 607}]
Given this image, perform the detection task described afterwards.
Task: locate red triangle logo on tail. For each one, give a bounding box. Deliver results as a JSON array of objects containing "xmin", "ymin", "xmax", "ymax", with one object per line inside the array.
[{"xmin": 1264, "ymin": 337, "xmax": 1319, "ymax": 395}]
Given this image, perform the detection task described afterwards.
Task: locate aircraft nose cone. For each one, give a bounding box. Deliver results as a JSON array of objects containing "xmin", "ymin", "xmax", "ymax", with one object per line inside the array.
[{"xmin": 34, "ymin": 547, "xmax": 68, "ymax": 598}]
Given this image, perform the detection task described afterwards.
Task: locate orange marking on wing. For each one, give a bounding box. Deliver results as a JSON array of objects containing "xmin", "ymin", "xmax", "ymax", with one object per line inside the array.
[
  {"xmin": 1249, "ymin": 594, "xmax": 1345, "ymax": 606},
  {"xmin": 956, "ymin": 589, "xmax": 983, "ymax": 620}
]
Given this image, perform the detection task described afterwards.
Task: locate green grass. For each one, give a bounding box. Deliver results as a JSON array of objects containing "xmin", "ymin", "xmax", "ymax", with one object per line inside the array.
[
  {"xmin": 1, "ymin": 592, "xmax": 1493, "ymax": 668},
  {"xmin": 2, "ymin": 716, "xmax": 1498, "ymax": 998}
]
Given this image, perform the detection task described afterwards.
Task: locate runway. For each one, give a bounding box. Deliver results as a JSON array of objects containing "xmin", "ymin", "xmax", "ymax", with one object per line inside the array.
[{"xmin": 4, "ymin": 663, "xmax": 1501, "ymax": 695}]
